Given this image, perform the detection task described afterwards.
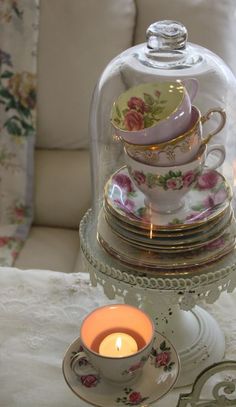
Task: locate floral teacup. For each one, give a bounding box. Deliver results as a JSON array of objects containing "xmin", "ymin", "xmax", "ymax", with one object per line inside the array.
[
  {"xmin": 124, "ymin": 106, "xmax": 226, "ymax": 166},
  {"xmin": 111, "ymin": 79, "xmax": 198, "ymax": 145},
  {"xmin": 125, "ymin": 143, "xmax": 225, "ymax": 213},
  {"xmin": 70, "ymin": 304, "xmax": 155, "ymax": 384}
]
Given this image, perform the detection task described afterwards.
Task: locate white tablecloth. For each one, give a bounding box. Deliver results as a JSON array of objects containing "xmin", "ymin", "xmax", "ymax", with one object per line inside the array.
[{"xmin": 0, "ymin": 267, "xmax": 236, "ymax": 407}]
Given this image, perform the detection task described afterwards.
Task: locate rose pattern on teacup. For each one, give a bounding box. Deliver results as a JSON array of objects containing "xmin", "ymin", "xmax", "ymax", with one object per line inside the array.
[
  {"xmin": 122, "ymin": 355, "xmax": 149, "ymax": 376},
  {"xmin": 128, "ymin": 167, "xmax": 199, "ymax": 191},
  {"xmin": 113, "ymin": 91, "xmax": 167, "ymax": 131},
  {"xmin": 70, "ymin": 347, "xmax": 101, "ymax": 388},
  {"xmin": 80, "ymin": 374, "xmax": 100, "ymax": 388},
  {"xmin": 111, "ymin": 80, "xmax": 198, "ymax": 145}
]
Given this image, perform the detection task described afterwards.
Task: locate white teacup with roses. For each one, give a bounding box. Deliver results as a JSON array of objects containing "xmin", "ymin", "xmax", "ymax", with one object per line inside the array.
[
  {"xmin": 70, "ymin": 304, "xmax": 155, "ymax": 384},
  {"xmin": 125, "ymin": 143, "xmax": 225, "ymax": 213}
]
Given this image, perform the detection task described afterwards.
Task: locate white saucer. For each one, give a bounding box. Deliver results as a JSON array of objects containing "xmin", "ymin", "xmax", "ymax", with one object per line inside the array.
[
  {"xmin": 62, "ymin": 333, "xmax": 180, "ymax": 407},
  {"xmin": 105, "ymin": 166, "xmax": 232, "ymax": 230}
]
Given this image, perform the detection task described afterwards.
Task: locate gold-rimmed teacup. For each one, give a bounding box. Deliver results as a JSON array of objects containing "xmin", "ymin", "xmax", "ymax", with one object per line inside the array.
[
  {"xmin": 124, "ymin": 106, "xmax": 226, "ymax": 166},
  {"xmin": 111, "ymin": 79, "xmax": 198, "ymax": 145},
  {"xmin": 125, "ymin": 143, "xmax": 225, "ymax": 213}
]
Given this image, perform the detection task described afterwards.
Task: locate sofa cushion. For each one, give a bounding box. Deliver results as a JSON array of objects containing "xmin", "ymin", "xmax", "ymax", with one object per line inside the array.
[
  {"xmin": 14, "ymin": 226, "xmax": 80, "ymax": 272},
  {"xmin": 37, "ymin": 0, "xmax": 136, "ymax": 150},
  {"xmin": 34, "ymin": 149, "xmax": 91, "ymax": 228},
  {"xmin": 134, "ymin": 0, "xmax": 236, "ymax": 75}
]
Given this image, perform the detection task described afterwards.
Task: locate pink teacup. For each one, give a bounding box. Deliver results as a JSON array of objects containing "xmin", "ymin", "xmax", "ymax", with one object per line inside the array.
[
  {"xmin": 125, "ymin": 143, "xmax": 225, "ymax": 213},
  {"xmin": 111, "ymin": 79, "xmax": 198, "ymax": 145},
  {"xmin": 124, "ymin": 106, "xmax": 226, "ymax": 166}
]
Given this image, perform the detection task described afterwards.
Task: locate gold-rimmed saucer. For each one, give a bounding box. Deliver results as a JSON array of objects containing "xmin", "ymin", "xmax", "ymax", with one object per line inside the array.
[
  {"xmin": 62, "ymin": 333, "xmax": 180, "ymax": 407},
  {"xmin": 97, "ymin": 210, "xmax": 236, "ymax": 270},
  {"xmin": 104, "ymin": 166, "xmax": 232, "ymax": 231},
  {"xmin": 104, "ymin": 204, "xmax": 232, "ymax": 246},
  {"xmin": 104, "ymin": 199, "xmax": 231, "ymax": 238},
  {"xmin": 107, "ymin": 213, "xmax": 233, "ymax": 253}
]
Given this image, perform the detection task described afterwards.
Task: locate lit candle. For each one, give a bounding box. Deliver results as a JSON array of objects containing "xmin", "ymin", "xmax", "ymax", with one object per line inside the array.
[{"xmin": 99, "ymin": 332, "xmax": 138, "ymax": 357}]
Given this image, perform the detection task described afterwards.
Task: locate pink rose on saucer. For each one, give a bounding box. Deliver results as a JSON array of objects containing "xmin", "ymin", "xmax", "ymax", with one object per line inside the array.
[
  {"xmin": 80, "ymin": 374, "xmax": 99, "ymax": 388},
  {"xmin": 117, "ymin": 388, "xmax": 148, "ymax": 405},
  {"xmin": 205, "ymin": 237, "xmax": 225, "ymax": 250},
  {"xmin": 197, "ymin": 171, "xmax": 219, "ymax": 189},
  {"xmin": 114, "ymin": 198, "xmax": 135, "ymax": 213},
  {"xmin": 203, "ymin": 189, "xmax": 228, "ymax": 208},
  {"xmin": 124, "ymin": 110, "xmax": 144, "ymax": 131},
  {"xmin": 129, "ymin": 391, "xmax": 142, "ymax": 404},
  {"xmin": 128, "ymin": 362, "xmax": 142, "ymax": 372},
  {"xmin": 113, "ymin": 173, "xmax": 134, "ymax": 193},
  {"xmin": 155, "ymin": 351, "xmax": 171, "ymax": 367},
  {"xmin": 186, "ymin": 211, "xmax": 210, "ymax": 222}
]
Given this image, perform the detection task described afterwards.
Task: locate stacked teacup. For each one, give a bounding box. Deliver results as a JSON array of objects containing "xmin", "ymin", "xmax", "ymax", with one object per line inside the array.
[{"xmin": 111, "ymin": 81, "xmax": 226, "ymax": 214}]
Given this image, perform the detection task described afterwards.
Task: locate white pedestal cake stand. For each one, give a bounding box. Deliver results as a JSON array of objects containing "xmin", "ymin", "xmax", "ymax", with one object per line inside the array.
[{"xmin": 80, "ymin": 209, "xmax": 236, "ymax": 387}]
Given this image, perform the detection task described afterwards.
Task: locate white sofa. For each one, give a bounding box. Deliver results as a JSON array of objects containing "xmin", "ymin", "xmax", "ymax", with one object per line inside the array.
[{"xmin": 15, "ymin": 0, "xmax": 236, "ymax": 273}]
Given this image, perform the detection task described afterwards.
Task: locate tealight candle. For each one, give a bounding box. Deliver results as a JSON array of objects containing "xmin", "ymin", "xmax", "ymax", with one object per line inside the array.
[{"xmin": 99, "ymin": 332, "xmax": 138, "ymax": 357}]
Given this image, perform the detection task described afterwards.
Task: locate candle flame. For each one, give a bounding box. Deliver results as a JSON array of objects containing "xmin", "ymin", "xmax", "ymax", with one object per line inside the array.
[{"xmin": 116, "ymin": 336, "xmax": 122, "ymax": 351}]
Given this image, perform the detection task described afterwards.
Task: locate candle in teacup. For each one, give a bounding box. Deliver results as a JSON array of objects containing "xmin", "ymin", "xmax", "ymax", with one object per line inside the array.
[
  {"xmin": 70, "ymin": 304, "xmax": 155, "ymax": 383},
  {"xmin": 99, "ymin": 332, "xmax": 138, "ymax": 357}
]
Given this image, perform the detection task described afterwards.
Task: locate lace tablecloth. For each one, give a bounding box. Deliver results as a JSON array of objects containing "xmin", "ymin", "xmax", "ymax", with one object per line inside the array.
[{"xmin": 0, "ymin": 267, "xmax": 236, "ymax": 407}]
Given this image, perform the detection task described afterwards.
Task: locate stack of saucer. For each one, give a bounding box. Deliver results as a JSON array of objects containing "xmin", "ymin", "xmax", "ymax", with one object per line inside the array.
[{"xmin": 97, "ymin": 166, "xmax": 236, "ymax": 274}]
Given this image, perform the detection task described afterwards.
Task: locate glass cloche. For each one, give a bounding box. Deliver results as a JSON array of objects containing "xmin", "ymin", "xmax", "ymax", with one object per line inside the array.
[{"xmin": 86, "ymin": 20, "xmax": 236, "ymax": 276}]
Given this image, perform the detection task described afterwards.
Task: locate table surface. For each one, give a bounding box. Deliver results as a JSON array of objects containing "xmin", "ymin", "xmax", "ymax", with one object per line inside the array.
[{"xmin": 0, "ymin": 267, "xmax": 236, "ymax": 407}]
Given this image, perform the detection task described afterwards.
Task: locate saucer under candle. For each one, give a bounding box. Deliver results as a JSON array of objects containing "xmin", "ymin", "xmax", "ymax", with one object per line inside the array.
[
  {"xmin": 63, "ymin": 333, "xmax": 180, "ymax": 407},
  {"xmin": 99, "ymin": 332, "xmax": 138, "ymax": 357}
]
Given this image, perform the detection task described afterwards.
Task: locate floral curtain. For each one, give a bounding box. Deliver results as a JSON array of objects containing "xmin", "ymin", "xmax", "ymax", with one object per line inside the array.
[{"xmin": 0, "ymin": 0, "xmax": 39, "ymax": 265}]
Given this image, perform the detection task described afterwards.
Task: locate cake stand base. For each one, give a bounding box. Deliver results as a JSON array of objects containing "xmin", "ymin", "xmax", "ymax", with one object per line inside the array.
[
  {"xmin": 141, "ymin": 302, "xmax": 225, "ymax": 387},
  {"xmin": 88, "ymin": 262, "xmax": 226, "ymax": 388},
  {"xmin": 80, "ymin": 209, "xmax": 236, "ymax": 388}
]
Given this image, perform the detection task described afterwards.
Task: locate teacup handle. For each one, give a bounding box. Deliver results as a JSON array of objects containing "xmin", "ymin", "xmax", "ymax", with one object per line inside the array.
[
  {"xmin": 70, "ymin": 351, "xmax": 98, "ymax": 376},
  {"xmin": 204, "ymin": 144, "xmax": 226, "ymax": 170},
  {"xmin": 201, "ymin": 107, "xmax": 226, "ymax": 144},
  {"xmin": 181, "ymin": 78, "xmax": 199, "ymax": 102}
]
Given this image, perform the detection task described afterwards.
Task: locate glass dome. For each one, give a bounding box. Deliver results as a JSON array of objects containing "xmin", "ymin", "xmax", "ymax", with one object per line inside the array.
[
  {"xmin": 90, "ymin": 20, "xmax": 236, "ymax": 218},
  {"xmin": 87, "ymin": 20, "xmax": 236, "ymax": 275}
]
